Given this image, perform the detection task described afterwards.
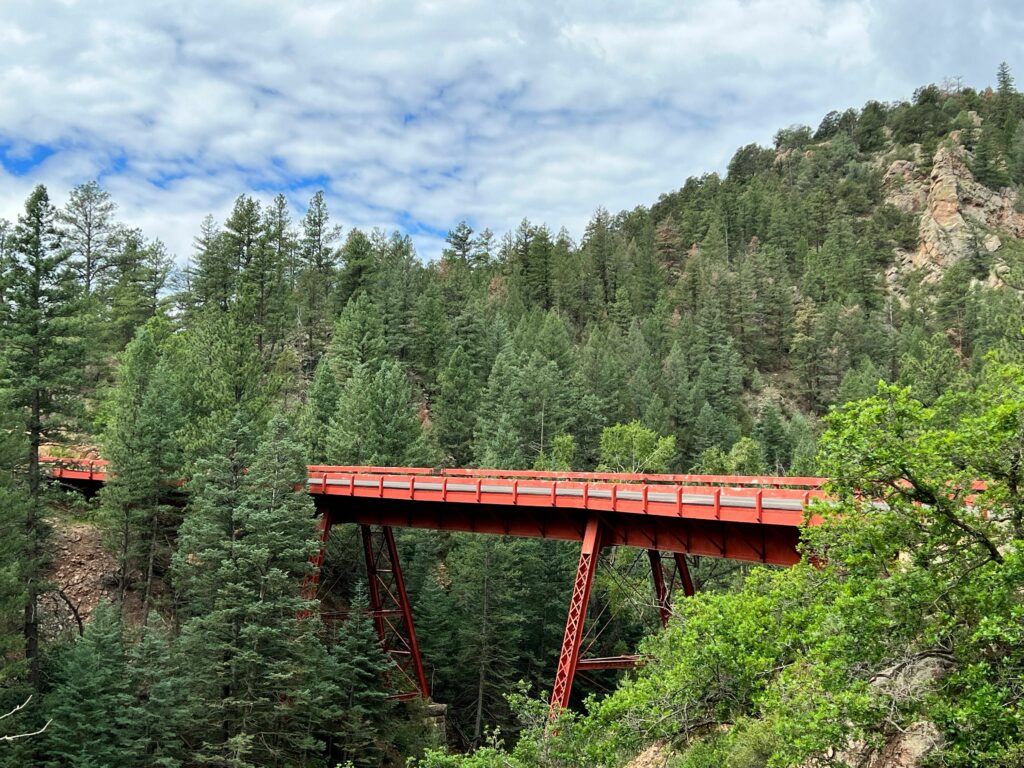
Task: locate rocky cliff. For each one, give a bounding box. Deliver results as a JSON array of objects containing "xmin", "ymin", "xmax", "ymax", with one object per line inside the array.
[{"xmin": 884, "ymin": 125, "xmax": 1024, "ymax": 286}]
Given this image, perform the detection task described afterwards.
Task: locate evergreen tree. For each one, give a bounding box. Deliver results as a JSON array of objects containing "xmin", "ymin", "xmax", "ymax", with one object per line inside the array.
[
  {"xmin": 101, "ymin": 228, "xmax": 172, "ymax": 352},
  {"xmin": 0, "ymin": 397, "xmax": 27, "ymax": 692},
  {"xmin": 328, "ymin": 583, "xmax": 394, "ymax": 767},
  {"xmin": 0, "ymin": 185, "xmax": 83, "ymax": 684},
  {"xmin": 172, "ymin": 413, "xmax": 339, "ymax": 767},
  {"xmin": 433, "ymin": 347, "xmax": 480, "ymax": 467},
  {"xmin": 100, "ymin": 318, "xmax": 183, "ymax": 608},
  {"xmin": 302, "ymin": 354, "xmax": 343, "ymax": 464},
  {"xmin": 189, "ymin": 215, "xmax": 233, "ymax": 312},
  {"xmin": 42, "ymin": 603, "xmax": 143, "ymax": 766},
  {"xmin": 58, "ymin": 180, "xmax": 117, "ymax": 295},
  {"xmin": 755, "ymin": 402, "xmax": 791, "ymax": 474},
  {"xmin": 336, "ymin": 227, "xmax": 376, "ymax": 306},
  {"xmin": 326, "ymin": 291, "xmax": 388, "ymax": 381},
  {"xmin": 327, "ymin": 361, "xmax": 434, "ymax": 466},
  {"xmin": 972, "ymin": 120, "xmax": 1011, "ymax": 190},
  {"xmin": 296, "ymin": 191, "xmax": 340, "ymax": 369}
]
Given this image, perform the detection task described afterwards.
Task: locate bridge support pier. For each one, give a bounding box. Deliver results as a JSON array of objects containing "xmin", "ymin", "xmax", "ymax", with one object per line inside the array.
[
  {"xmin": 648, "ymin": 550, "xmax": 696, "ymax": 628},
  {"xmin": 361, "ymin": 524, "xmax": 430, "ymax": 700},
  {"xmin": 550, "ymin": 515, "xmax": 604, "ymax": 716},
  {"xmin": 299, "ymin": 514, "xmax": 334, "ymax": 617}
]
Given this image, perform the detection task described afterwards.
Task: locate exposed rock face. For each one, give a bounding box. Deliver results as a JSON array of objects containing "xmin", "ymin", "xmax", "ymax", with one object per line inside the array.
[
  {"xmin": 828, "ymin": 721, "xmax": 943, "ymax": 768},
  {"xmin": 624, "ymin": 742, "xmax": 673, "ymax": 768},
  {"xmin": 883, "ymin": 159, "xmax": 928, "ymax": 215},
  {"xmin": 805, "ymin": 653, "xmax": 952, "ymax": 768},
  {"xmin": 40, "ymin": 521, "xmax": 119, "ymax": 638},
  {"xmin": 884, "ymin": 140, "xmax": 1024, "ymax": 284}
]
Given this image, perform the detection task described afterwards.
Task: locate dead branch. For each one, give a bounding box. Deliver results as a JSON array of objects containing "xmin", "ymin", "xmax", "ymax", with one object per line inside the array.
[{"xmin": 0, "ymin": 695, "xmax": 51, "ymax": 744}]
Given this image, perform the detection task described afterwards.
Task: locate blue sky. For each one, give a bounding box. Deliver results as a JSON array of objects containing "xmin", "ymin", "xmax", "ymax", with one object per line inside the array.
[{"xmin": 0, "ymin": 0, "xmax": 1022, "ymax": 261}]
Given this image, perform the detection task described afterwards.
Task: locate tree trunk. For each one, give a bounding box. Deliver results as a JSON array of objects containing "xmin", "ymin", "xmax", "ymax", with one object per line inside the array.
[{"xmin": 24, "ymin": 390, "xmax": 41, "ymax": 685}]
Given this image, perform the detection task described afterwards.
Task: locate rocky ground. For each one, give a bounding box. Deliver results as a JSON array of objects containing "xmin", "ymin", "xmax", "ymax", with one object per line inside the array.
[{"xmin": 40, "ymin": 520, "xmax": 122, "ymax": 639}]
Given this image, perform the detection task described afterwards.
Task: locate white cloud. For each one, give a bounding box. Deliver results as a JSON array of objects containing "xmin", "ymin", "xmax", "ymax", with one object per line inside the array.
[{"xmin": 0, "ymin": 0, "xmax": 1020, "ymax": 261}]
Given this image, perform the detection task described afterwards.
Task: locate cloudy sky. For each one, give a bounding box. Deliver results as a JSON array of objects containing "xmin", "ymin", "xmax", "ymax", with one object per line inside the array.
[{"xmin": 0, "ymin": 0, "xmax": 1021, "ymax": 261}]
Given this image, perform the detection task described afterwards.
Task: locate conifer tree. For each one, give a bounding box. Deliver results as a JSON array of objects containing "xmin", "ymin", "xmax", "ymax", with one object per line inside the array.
[
  {"xmin": 59, "ymin": 180, "xmax": 117, "ymax": 295},
  {"xmin": 0, "ymin": 185, "xmax": 83, "ymax": 684},
  {"xmin": 755, "ymin": 402, "xmax": 791, "ymax": 474},
  {"xmin": 328, "ymin": 583, "xmax": 394, "ymax": 767},
  {"xmin": 302, "ymin": 354, "xmax": 343, "ymax": 464},
  {"xmin": 297, "ymin": 191, "xmax": 340, "ymax": 368},
  {"xmin": 327, "ymin": 361, "xmax": 434, "ymax": 466},
  {"xmin": 0, "ymin": 398, "xmax": 27, "ymax": 692},
  {"xmin": 172, "ymin": 413, "xmax": 338, "ymax": 767},
  {"xmin": 189, "ymin": 214, "xmax": 233, "ymax": 312},
  {"xmin": 336, "ymin": 227, "xmax": 376, "ymax": 306},
  {"xmin": 433, "ymin": 347, "xmax": 481, "ymax": 467},
  {"xmin": 42, "ymin": 603, "xmax": 143, "ymax": 766},
  {"xmin": 128, "ymin": 615, "xmax": 192, "ymax": 766},
  {"xmin": 101, "ymin": 228, "xmax": 171, "ymax": 352},
  {"xmin": 327, "ymin": 291, "xmax": 388, "ymax": 381},
  {"xmin": 100, "ymin": 317, "xmax": 183, "ymax": 608}
]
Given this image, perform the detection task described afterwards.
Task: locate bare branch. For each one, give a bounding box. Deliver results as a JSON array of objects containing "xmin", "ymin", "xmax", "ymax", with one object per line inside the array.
[
  {"xmin": 0, "ymin": 696, "xmax": 31, "ymax": 723},
  {"xmin": 0, "ymin": 696, "xmax": 51, "ymax": 744}
]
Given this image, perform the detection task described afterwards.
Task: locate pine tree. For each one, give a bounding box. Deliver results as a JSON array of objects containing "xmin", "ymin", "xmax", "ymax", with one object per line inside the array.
[
  {"xmin": 234, "ymin": 198, "xmax": 292, "ymax": 357},
  {"xmin": 336, "ymin": 227, "xmax": 376, "ymax": 306},
  {"xmin": 1007, "ymin": 122, "xmax": 1024, "ymax": 185},
  {"xmin": 437, "ymin": 536, "xmax": 527, "ymax": 744},
  {"xmin": 691, "ymin": 402, "xmax": 737, "ymax": 459},
  {"xmin": 328, "ymin": 583, "xmax": 394, "ymax": 767},
  {"xmin": 0, "ymin": 185, "xmax": 84, "ymax": 684},
  {"xmin": 42, "ymin": 603, "xmax": 144, "ymax": 766},
  {"xmin": 0, "ymin": 397, "xmax": 27, "ymax": 691},
  {"xmin": 302, "ymin": 354, "xmax": 343, "ymax": 464},
  {"xmin": 127, "ymin": 615, "xmax": 193, "ymax": 766},
  {"xmin": 100, "ymin": 317, "xmax": 183, "ymax": 608},
  {"xmin": 755, "ymin": 402, "xmax": 791, "ymax": 474},
  {"xmin": 189, "ymin": 214, "xmax": 233, "ymax": 312},
  {"xmin": 172, "ymin": 413, "xmax": 338, "ymax": 767},
  {"xmin": 972, "ymin": 121, "xmax": 1011, "ymax": 190},
  {"xmin": 473, "ymin": 346, "xmax": 526, "ymax": 467},
  {"xmin": 327, "ymin": 361, "xmax": 434, "ymax": 466},
  {"xmin": 58, "ymin": 180, "xmax": 117, "ymax": 295},
  {"xmin": 101, "ymin": 228, "xmax": 172, "ymax": 352},
  {"xmin": 327, "ymin": 291, "xmax": 388, "ymax": 381},
  {"xmin": 433, "ymin": 347, "xmax": 481, "ymax": 467},
  {"xmin": 297, "ymin": 191, "xmax": 340, "ymax": 369}
]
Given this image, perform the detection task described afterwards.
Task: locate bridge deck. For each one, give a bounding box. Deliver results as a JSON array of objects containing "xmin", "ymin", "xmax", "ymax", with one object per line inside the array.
[{"xmin": 42, "ymin": 457, "xmax": 828, "ymax": 710}]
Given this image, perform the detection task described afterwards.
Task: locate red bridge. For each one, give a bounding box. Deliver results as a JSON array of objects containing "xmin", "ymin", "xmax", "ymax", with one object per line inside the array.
[{"xmin": 43, "ymin": 458, "xmax": 826, "ymax": 713}]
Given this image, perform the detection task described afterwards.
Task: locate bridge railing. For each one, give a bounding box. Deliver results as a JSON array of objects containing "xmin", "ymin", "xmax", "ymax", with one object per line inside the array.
[{"xmin": 306, "ymin": 465, "xmax": 827, "ymax": 490}]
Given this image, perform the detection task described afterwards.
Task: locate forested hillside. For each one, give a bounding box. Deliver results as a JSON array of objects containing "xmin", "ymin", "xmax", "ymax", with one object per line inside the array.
[{"xmin": 3, "ymin": 67, "xmax": 1024, "ymax": 766}]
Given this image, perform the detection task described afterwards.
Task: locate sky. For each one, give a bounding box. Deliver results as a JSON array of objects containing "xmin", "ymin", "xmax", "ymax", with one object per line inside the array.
[{"xmin": 0, "ymin": 0, "xmax": 1022, "ymax": 262}]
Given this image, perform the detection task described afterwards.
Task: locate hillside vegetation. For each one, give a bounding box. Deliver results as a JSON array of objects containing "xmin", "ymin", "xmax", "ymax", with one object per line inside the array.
[{"xmin": 2, "ymin": 66, "xmax": 1024, "ymax": 766}]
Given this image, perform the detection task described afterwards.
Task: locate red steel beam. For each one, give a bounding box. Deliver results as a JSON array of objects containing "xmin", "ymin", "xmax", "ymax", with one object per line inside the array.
[
  {"xmin": 648, "ymin": 550, "xmax": 672, "ymax": 628},
  {"xmin": 575, "ymin": 655, "xmax": 643, "ymax": 670},
  {"xmin": 675, "ymin": 552, "xmax": 695, "ymax": 598},
  {"xmin": 550, "ymin": 515, "xmax": 604, "ymax": 715},
  {"xmin": 360, "ymin": 525, "xmax": 429, "ymax": 699},
  {"xmin": 323, "ymin": 497, "xmax": 802, "ymax": 566}
]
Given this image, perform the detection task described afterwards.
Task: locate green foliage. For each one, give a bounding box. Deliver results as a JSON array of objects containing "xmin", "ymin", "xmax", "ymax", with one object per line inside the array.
[
  {"xmin": 597, "ymin": 421, "xmax": 675, "ymax": 473},
  {"xmin": 169, "ymin": 413, "xmax": 345, "ymax": 766},
  {"xmin": 12, "ymin": 69, "xmax": 1024, "ymax": 766},
  {"xmin": 99, "ymin": 317, "xmax": 184, "ymax": 608},
  {"xmin": 328, "ymin": 583, "xmax": 395, "ymax": 766},
  {"xmin": 327, "ymin": 360, "xmax": 436, "ymax": 466},
  {"xmin": 431, "ymin": 360, "xmax": 1024, "ymax": 766},
  {"xmin": 42, "ymin": 603, "xmax": 145, "ymax": 766}
]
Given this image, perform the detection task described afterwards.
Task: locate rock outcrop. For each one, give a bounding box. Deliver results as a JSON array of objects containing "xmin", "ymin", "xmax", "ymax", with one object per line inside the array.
[{"xmin": 884, "ymin": 137, "xmax": 1024, "ymax": 284}]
